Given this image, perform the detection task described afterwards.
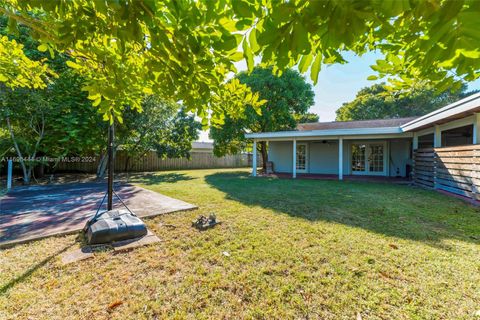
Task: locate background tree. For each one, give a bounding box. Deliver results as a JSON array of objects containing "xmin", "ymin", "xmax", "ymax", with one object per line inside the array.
[
  {"xmin": 113, "ymin": 96, "xmax": 200, "ymax": 175},
  {"xmin": 0, "ymin": 17, "xmax": 104, "ymax": 183},
  {"xmin": 0, "ymin": 87, "xmax": 48, "ymax": 184},
  {"xmin": 1, "ymin": 18, "xmax": 200, "ymax": 183},
  {"xmin": 336, "ymin": 83, "xmax": 476, "ymax": 121},
  {"xmin": 0, "ymin": 71, "xmax": 105, "ymax": 183},
  {"xmin": 294, "ymin": 113, "xmax": 319, "ymax": 124},
  {"xmin": 210, "ymin": 67, "xmax": 314, "ymax": 169}
]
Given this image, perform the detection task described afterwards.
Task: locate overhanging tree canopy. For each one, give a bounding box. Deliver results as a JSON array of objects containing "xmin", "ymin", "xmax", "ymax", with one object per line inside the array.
[
  {"xmin": 0, "ymin": 35, "xmax": 53, "ymax": 89},
  {"xmin": 0, "ymin": 0, "xmax": 479, "ymax": 124}
]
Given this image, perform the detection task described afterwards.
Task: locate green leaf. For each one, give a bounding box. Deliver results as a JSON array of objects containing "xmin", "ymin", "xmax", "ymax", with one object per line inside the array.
[
  {"xmin": 229, "ymin": 51, "xmax": 244, "ymax": 62},
  {"xmin": 232, "ymin": 0, "xmax": 253, "ymax": 18},
  {"xmin": 249, "ymin": 28, "xmax": 260, "ymax": 52},
  {"xmin": 367, "ymin": 75, "xmax": 378, "ymax": 80},
  {"xmin": 310, "ymin": 54, "xmax": 322, "ymax": 84},
  {"xmin": 92, "ymin": 97, "xmax": 102, "ymax": 107},
  {"xmin": 458, "ymin": 49, "xmax": 480, "ymax": 59},
  {"xmin": 38, "ymin": 44, "xmax": 48, "ymax": 52},
  {"xmin": 143, "ymin": 87, "xmax": 153, "ymax": 94},
  {"xmin": 87, "ymin": 93, "xmax": 101, "ymax": 100},
  {"xmin": 298, "ymin": 54, "xmax": 313, "ymax": 73},
  {"xmin": 66, "ymin": 60, "xmax": 82, "ymax": 69},
  {"xmin": 242, "ymin": 39, "xmax": 254, "ymax": 71},
  {"xmin": 291, "ymin": 22, "xmax": 310, "ymax": 54},
  {"xmin": 219, "ymin": 17, "xmax": 237, "ymax": 32},
  {"xmin": 214, "ymin": 33, "xmax": 239, "ymax": 51}
]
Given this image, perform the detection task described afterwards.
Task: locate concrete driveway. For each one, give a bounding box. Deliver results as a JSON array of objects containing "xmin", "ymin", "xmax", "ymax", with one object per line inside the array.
[{"xmin": 0, "ymin": 182, "xmax": 197, "ymax": 247}]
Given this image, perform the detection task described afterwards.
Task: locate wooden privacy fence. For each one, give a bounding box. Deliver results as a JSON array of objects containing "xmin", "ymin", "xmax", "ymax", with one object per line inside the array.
[
  {"xmin": 412, "ymin": 148, "xmax": 435, "ymax": 189},
  {"xmin": 56, "ymin": 151, "xmax": 255, "ymax": 173},
  {"xmin": 413, "ymin": 145, "xmax": 480, "ymax": 200}
]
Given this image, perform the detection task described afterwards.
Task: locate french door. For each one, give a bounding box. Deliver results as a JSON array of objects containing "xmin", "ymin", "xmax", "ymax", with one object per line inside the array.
[
  {"xmin": 351, "ymin": 142, "xmax": 386, "ymax": 176},
  {"xmin": 296, "ymin": 143, "xmax": 308, "ymax": 173}
]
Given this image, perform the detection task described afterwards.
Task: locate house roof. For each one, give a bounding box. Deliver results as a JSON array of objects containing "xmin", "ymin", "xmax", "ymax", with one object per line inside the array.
[
  {"xmin": 244, "ymin": 126, "xmax": 408, "ymax": 139},
  {"xmin": 297, "ymin": 117, "xmax": 417, "ymax": 131},
  {"xmin": 245, "ymin": 117, "xmax": 416, "ymax": 139},
  {"xmin": 401, "ymin": 92, "xmax": 480, "ymax": 131},
  {"xmin": 245, "ymin": 92, "xmax": 480, "ymax": 140}
]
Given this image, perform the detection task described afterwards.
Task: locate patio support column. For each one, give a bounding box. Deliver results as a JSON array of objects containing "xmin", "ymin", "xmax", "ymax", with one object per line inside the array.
[
  {"xmin": 413, "ymin": 132, "xmax": 419, "ymax": 150},
  {"xmin": 434, "ymin": 125, "xmax": 442, "ymax": 148},
  {"xmin": 292, "ymin": 138, "xmax": 297, "ymax": 179},
  {"xmin": 338, "ymin": 137, "xmax": 344, "ymax": 180},
  {"xmin": 252, "ymin": 140, "xmax": 257, "ymax": 177},
  {"xmin": 474, "ymin": 113, "xmax": 480, "ymax": 144}
]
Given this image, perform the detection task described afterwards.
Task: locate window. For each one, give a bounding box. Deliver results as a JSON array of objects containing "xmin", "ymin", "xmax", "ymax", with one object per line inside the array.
[
  {"xmin": 441, "ymin": 125, "xmax": 473, "ymax": 147},
  {"xmin": 296, "ymin": 144, "xmax": 307, "ymax": 171},
  {"xmin": 369, "ymin": 144, "xmax": 384, "ymax": 172},
  {"xmin": 351, "ymin": 143, "xmax": 385, "ymax": 175},
  {"xmin": 351, "ymin": 144, "xmax": 366, "ymax": 172},
  {"xmin": 418, "ymin": 133, "xmax": 434, "ymax": 149}
]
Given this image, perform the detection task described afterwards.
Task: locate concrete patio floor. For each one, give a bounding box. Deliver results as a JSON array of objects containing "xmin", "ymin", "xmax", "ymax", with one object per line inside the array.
[
  {"xmin": 260, "ymin": 172, "xmax": 412, "ymax": 184},
  {"xmin": 0, "ymin": 182, "xmax": 197, "ymax": 248}
]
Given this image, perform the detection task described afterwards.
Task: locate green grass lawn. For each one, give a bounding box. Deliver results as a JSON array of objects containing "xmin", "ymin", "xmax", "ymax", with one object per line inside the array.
[{"xmin": 1, "ymin": 168, "xmax": 479, "ymax": 319}]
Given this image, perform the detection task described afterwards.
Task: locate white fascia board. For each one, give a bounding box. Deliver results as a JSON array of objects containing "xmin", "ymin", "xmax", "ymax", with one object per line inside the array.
[
  {"xmin": 401, "ymin": 92, "xmax": 480, "ymax": 132},
  {"xmin": 245, "ymin": 126, "xmax": 404, "ymax": 139},
  {"xmin": 255, "ymin": 132, "xmax": 412, "ymax": 141}
]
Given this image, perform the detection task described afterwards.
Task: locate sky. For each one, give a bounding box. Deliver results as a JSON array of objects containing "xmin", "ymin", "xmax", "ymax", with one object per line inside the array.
[{"xmin": 197, "ymin": 52, "xmax": 480, "ymax": 142}]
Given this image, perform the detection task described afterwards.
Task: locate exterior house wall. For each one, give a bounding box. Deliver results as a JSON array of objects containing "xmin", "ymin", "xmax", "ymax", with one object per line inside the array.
[
  {"xmin": 389, "ymin": 139, "xmax": 411, "ymax": 177},
  {"xmin": 342, "ymin": 141, "xmax": 351, "ymax": 175},
  {"xmin": 268, "ymin": 139, "xmax": 412, "ymax": 177},
  {"xmin": 308, "ymin": 141, "xmax": 339, "ymax": 174},
  {"xmin": 268, "ymin": 140, "xmax": 342, "ymax": 174},
  {"xmin": 268, "ymin": 141, "xmax": 293, "ymax": 173}
]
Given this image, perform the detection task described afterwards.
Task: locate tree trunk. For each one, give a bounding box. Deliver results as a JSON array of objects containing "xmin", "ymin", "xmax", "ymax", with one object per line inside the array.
[
  {"xmin": 124, "ymin": 155, "xmax": 130, "ymax": 172},
  {"xmin": 96, "ymin": 147, "xmax": 118, "ymax": 179},
  {"xmin": 260, "ymin": 141, "xmax": 268, "ymax": 171},
  {"xmin": 6, "ymin": 117, "xmax": 29, "ymax": 184},
  {"xmin": 96, "ymin": 153, "xmax": 108, "ymax": 179},
  {"xmin": 25, "ymin": 112, "xmax": 45, "ymax": 183}
]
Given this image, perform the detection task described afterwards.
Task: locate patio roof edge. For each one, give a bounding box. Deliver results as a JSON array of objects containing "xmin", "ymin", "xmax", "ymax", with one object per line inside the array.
[{"xmin": 245, "ymin": 126, "xmax": 406, "ymax": 139}]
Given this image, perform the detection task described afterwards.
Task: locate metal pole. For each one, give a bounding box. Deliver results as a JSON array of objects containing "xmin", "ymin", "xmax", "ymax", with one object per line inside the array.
[
  {"xmin": 252, "ymin": 140, "xmax": 257, "ymax": 177},
  {"xmin": 292, "ymin": 139, "xmax": 296, "ymax": 179},
  {"xmin": 338, "ymin": 138, "xmax": 343, "ymax": 180},
  {"xmin": 7, "ymin": 160, "xmax": 12, "ymax": 190},
  {"xmin": 107, "ymin": 122, "xmax": 114, "ymax": 211}
]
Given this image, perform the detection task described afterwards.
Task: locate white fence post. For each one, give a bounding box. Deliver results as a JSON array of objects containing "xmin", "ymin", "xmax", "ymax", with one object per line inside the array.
[{"xmin": 7, "ymin": 159, "xmax": 13, "ymax": 190}]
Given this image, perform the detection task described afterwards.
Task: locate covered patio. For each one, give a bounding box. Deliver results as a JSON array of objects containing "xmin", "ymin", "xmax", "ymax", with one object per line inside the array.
[{"xmin": 247, "ymin": 118, "xmax": 416, "ymax": 181}]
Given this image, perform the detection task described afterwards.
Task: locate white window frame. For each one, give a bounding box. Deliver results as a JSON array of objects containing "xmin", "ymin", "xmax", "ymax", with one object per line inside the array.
[{"xmin": 296, "ymin": 142, "xmax": 308, "ymax": 173}]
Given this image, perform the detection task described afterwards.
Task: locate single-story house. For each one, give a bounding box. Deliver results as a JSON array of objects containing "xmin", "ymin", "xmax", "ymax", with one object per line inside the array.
[{"xmin": 246, "ymin": 93, "xmax": 480, "ymax": 200}]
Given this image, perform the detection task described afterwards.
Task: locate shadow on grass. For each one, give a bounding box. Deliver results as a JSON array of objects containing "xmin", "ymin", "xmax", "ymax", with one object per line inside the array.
[
  {"xmin": 0, "ymin": 241, "xmax": 75, "ymax": 296},
  {"xmin": 205, "ymin": 171, "xmax": 480, "ymax": 247},
  {"xmin": 126, "ymin": 172, "xmax": 195, "ymax": 185}
]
